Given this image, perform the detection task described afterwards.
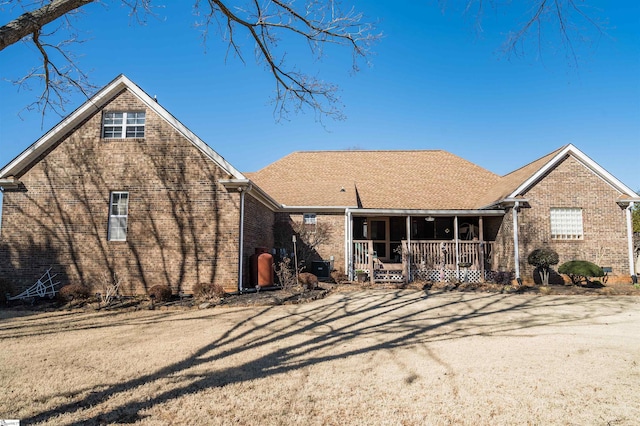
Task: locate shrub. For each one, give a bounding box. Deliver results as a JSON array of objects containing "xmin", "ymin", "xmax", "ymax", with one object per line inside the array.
[
  {"xmin": 58, "ymin": 283, "xmax": 91, "ymax": 301},
  {"xmin": 148, "ymin": 285, "xmax": 172, "ymax": 302},
  {"xmin": 330, "ymin": 268, "xmax": 348, "ymax": 284},
  {"xmin": 193, "ymin": 282, "xmax": 226, "ymax": 300},
  {"xmin": 298, "ymin": 272, "xmax": 318, "ymax": 290},
  {"xmin": 276, "ymin": 257, "xmax": 297, "ymax": 289},
  {"xmin": 527, "ymin": 248, "xmax": 559, "ymax": 285},
  {"xmin": 0, "ymin": 278, "xmax": 14, "ymax": 304},
  {"xmin": 489, "ymin": 271, "xmax": 514, "ymax": 285},
  {"xmin": 558, "ymin": 261, "xmax": 604, "ymax": 286}
]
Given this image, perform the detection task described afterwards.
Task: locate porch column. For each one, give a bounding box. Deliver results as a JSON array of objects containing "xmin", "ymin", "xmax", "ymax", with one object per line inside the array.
[
  {"xmin": 345, "ymin": 209, "xmax": 353, "ymax": 280},
  {"xmin": 479, "ymin": 216, "xmax": 485, "ymax": 280},
  {"xmin": 626, "ymin": 202, "xmax": 636, "ymax": 278},
  {"xmin": 368, "ymin": 240, "xmax": 375, "ymax": 285},
  {"xmin": 513, "ymin": 202, "xmax": 521, "ymax": 280},
  {"xmin": 405, "ymin": 215, "xmax": 411, "ymax": 284},
  {"xmin": 454, "ymin": 216, "xmax": 460, "ymax": 280}
]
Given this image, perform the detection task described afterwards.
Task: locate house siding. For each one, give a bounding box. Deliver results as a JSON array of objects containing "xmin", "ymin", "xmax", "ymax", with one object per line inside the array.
[
  {"xmin": 0, "ymin": 90, "xmax": 240, "ymax": 295},
  {"xmin": 498, "ymin": 155, "xmax": 630, "ymax": 283}
]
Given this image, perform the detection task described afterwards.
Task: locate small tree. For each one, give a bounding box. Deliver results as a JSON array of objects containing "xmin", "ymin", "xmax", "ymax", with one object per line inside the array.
[
  {"xmin": 527, "ymin": 248, "xmax": 559, "ymax": 286},
  {"xmin": 558, "ymin": 261, "xmax": 605, "ymax": 286},
  {"xmin": 633, "ymin": 201, "xmax": 640, "ymax": 233}
]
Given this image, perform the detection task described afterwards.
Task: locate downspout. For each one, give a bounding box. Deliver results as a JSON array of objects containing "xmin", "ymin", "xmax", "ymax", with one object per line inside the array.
[
  {"xmin": 512, "ymin": 202, "xmax": 521, "ymax": 280},
  {"xmin": 626, "ymin": 202, "xmax": 635, "ymax": 279},
  {"xmin": 238, "ymin": 187, "xmax": 246, "ymax": 293}
]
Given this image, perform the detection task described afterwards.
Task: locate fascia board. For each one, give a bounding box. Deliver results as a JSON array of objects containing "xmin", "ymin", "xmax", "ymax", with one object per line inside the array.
[
  {"xmin": 219, "ymin": 179, "xmax": 281, "ymax": 211},
  {"xmin": 507, "ymin": 144, "xmax": 639, "ymax": 198},
  {"xmin": 349, "ymin": 208, "xmax": 506, "ymax": 216},
  {"xmin": 280, "ymin": 206, "xmax": 354, "ymax": 213}
]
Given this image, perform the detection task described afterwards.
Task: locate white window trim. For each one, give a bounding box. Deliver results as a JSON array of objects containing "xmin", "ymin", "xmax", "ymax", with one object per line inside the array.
[
  {"xmin": 102, "ymin": 111, "xmax": 145, "ymax": 139},
  {"xmin": 108, "ymin": 191, "xmax": 129, "ymax": 241},
  {"xmin": 550, "ymin": 207, "xmax": 583, "ymax": 240},
  {"xmin": 303, "ymin": 213, "xmax": 317, "ymax": 225}
]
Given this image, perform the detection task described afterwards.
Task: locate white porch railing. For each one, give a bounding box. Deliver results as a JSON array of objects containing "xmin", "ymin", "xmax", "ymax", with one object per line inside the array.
[{"xmin": 353, "ymin": 240, "xmax": 494, "ymax": 283}]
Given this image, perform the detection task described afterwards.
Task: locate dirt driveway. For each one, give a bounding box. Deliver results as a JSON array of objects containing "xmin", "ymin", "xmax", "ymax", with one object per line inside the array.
[{"xmin": 1, "ymin": 290, "xmax": 639, "ymax": 425}]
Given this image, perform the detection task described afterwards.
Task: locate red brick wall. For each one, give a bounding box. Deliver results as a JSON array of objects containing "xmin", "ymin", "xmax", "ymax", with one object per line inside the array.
[
  {"xmin": 273, "ymin": 212, "xmax": 345, "ymax": 273},
  {"xmin": 494, "ymin": 155, "xmax": 630, "ymax": 282},
  {"xmin": 0, "ymin": 90, "xmax": 241, "ymax": 295},
  {"xmin": 242, "ymin": 194, "xmax": 276, "ymax": 287}
]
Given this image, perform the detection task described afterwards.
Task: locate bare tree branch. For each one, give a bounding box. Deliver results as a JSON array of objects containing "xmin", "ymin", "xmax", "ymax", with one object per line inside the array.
[{"xmin": 0, "ymin": 0, "xmax": 94, "ymax": 50}]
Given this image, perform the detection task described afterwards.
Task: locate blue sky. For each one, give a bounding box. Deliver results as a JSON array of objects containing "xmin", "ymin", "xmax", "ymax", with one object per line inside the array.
[{"xmin": 1, "ymin": 1, "xmax": 639, "ymax": 196}]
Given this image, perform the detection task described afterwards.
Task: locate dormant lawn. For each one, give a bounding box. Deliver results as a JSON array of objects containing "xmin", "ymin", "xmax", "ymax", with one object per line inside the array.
[{"xmin": 1, "ymin": 290, "xmax": 639, "ymax": 425}]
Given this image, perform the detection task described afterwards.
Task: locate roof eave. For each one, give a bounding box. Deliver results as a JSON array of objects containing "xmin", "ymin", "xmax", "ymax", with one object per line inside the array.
[
  {"xmin": 347, "ymin": 208, "xmax": 506, "ymax": 216},
  {"xmin": 219, "ymin": 179, "xmax": 281, "ymax": 211},
  {"xmin": 506, "ymin": 144, "xmax": 638, "ymax": 199}
]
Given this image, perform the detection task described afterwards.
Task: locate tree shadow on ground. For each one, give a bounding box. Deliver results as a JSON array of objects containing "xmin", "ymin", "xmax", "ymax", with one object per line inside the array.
[{"xmin": 13, "ymin": 290, "xmax": 629, "ymax": 425}]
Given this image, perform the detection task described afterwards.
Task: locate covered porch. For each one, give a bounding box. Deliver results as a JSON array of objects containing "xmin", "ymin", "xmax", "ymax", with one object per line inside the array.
[{"xmin": 346, "ymin": 209, "xmax": 505, "ymax": 284}]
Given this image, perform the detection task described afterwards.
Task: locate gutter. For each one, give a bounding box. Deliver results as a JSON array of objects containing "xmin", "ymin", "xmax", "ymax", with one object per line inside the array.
[{"xmin": 0, "ymin": 177, "xmax": 21, "ymax": 191}]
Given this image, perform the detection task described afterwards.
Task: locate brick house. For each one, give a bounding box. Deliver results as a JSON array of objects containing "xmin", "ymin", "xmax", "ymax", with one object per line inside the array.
[{"xmin": 1, "ymin": 76, "xmax": 638, "ymax": 294}]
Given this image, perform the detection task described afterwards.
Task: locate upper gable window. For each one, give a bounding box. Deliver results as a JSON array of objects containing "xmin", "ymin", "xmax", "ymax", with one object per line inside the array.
[
  {"xmin": 550, "ymin": 208, "xmax": 583, "ymax": 240},
  {"xmin": 103, "ymin": 111, "xmax": 145, "ymax": 138}
]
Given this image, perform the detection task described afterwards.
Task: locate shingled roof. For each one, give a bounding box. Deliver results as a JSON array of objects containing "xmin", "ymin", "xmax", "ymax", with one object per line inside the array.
[
  {"xmin": 475, "ymin": 146, "xmax": 564, "ymax": 208},
  {"xmin": 245, "ymin": 150, "xmax": 500, "ymax": 209}
]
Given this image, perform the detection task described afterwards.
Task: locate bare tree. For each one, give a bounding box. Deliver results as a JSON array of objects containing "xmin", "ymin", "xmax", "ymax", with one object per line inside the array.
[
  {"xmin": 461, "ymin": 0, "xmax": 605, "ymax": 66},
  {"xmin": 1, "ymin": 0, "xmax": 379, "ymax": 120},
  {"xmin": 1, "ymin": 1, "xmax": 605, "ymax": 119}
]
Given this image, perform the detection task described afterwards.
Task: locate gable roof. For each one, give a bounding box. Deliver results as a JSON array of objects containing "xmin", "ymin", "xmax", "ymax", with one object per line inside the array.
[
  {"xmin": 0, "ymin": 74, "xmax": 244, "ymax": 180},
  {"xmin": 246, "ymin": 150, "xmax": 501, "ymax": 210},
  {"xmin": 478, "ymin": 144, "xmax": 639, "ymax": 208}
]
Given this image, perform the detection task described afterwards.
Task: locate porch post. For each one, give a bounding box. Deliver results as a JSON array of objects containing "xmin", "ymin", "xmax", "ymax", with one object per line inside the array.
[
  {"xmin": 405, "ymin": 215, "xmax": 411, "ymax": 284},
  {"xmin": 368, "ymin": 240, "xmax": 375, "ymax": 284},
  {"xmin": 513, "ymin": 202, "xmax": 521, "ymax": 280},
  {"xmin": 345, "ymin": 209, "xmax": 353, "ymax": 280},
  {"xmin": 479, "ymin": 216, "xmax": 485, "ymax": 280},
  {"xmin": 626, "ymin": 202, "xmax": 636, "ymax": 278},
  {"xmin": 454, "ymin": 216, "xmax": 460, "ymax": 281}
]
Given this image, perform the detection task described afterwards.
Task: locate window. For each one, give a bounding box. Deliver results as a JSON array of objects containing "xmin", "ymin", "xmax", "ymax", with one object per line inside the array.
[
  {"xmin": 108, "ymin": 192, "xmax": 129, "ymax": 241},
  {"xmin": 102, "ymin": 111, "xmax": 145, "ymax": 138},
  {"xmin": 550, "ymin": 208, "xmax": 583, "ymax": 240},
  {"xmin": 303, "ymin": 213, "xmax": 317, "ymax": 225}
]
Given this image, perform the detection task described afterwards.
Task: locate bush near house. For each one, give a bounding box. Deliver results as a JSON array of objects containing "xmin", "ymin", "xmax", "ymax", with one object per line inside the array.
[
  {"xmin": 298, "ymin": 272, "xmax": 318, "ymax": 290},
  {"xmin": 58, "ymin": 284, "xmax": 91, "ymax": 301},
  {"xmin": 527, "ymin": 248, "xmax": 560, "ymax": 286},
  {"xmin": 330, "ymin": 268, "xmax": 348, "ymax": 284},
  {"xmin": 148, "ymin": 285, "xmax": 173, "ymax": 302},
  {"xmin": 193, "ymin": 282, "xmax": 226, "ymax": 300},
  {"xmin": 0, "ymin": 278, "xmax": 13, "ymax": 303},
  {"xmin": 558, "ymin": 261, "xmax": 605, "ymax": 286}
]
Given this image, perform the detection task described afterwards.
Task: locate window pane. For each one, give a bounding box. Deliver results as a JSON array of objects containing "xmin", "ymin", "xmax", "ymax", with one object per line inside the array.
[
  {"xmin": 103, "ymin": 126, "xmax": 122, "ymax": 138},
  {"xmin": 104, "ymin": 112, "xmax": 123, "ymax": 125},
  {"xmin": 109, "ymin": 216, "xmax": 127, "ymax": 240},
  {"xmin": 126, "ymin": 112, "xmax": 145, "ymax": 124},
  {"xmin": 126, "ymin": 126, "xmax": 145, "ymax": 138}
]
